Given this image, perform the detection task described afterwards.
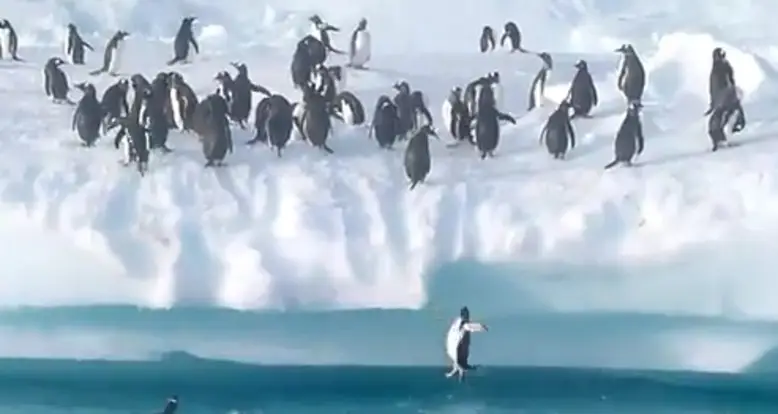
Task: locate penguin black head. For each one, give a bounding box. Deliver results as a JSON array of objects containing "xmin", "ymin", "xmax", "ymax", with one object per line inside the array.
[
  {"xmin": 183, "ymin": 17, "xmax": 196, "ymax": 26},
  {"xmin": 490, "ymin": 71, "xmax": 500, "ymax": 83},
  {"xmin": 358, "ymin": 18, "xmax": 368, "ymax": 30},
  {"xmin": 392, "ymin": 81, "xmax": 409, "ymax": 94},
  {"xmin": 67, "ymin": 23, "xmax": 76, "ymax": 31},
  {"xmin": 229, "ymin": 61, "xmax": 247, "ymax": 75},
  {"xmin": 418, "ymin": 124, "xmax": 439, "ymax": 140},
  {"xmin": 309, "ymin": 15, "xmax": 323, "ymax": 25},
  {"xmin": 214, "ymin": 70, "xmax": 231, "ymax": 82},
  {"xmin": 538, "ymin": 52, "xmax": 553, "ymax": 70},
  {"xmin": 574, "ymin": 59, "xmax": 588, "ymax": 70},
  {"xmin": 504, "ymin": 21, "xmax": 518, "ymax": 33},
  {"xmin": 459, "ymin": 306, "xmax": 470, "ymax": 320},
  {"xmin": 49, "ymin": 57, "xmax": 66, "ymax": 67},
  {"xmin": 74, "ymin": 82, "xmax": 93, "ymax": 92},
  {"xmin": 451, "ymin": 86, "xmax": 462, "ymax": 98},
  {"xmin": 130, "ymin": 74, "xmax": 149, "ymax": 90},
  {"xmin": 712, "ymin": 47, "xmax": 726, "ymax": 61},
  {"xmin": 615, "ymin": 44, "xmax": 634, "ymax": 54}
]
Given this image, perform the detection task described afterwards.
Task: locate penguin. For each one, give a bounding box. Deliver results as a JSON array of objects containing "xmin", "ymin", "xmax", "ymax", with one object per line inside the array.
[
  {"xmin": 308, "ymin": 15, "xmax": 344, "ymax": 56},
  {"xmin": 168, "ymin": 71, "xmax": 198, "ymax": 132},
  {"xmin": 463, "ymin": 73, "xmax": 499, "ymax": 117},
  {"xmin": 708, "ymin": 47, "xmax": 736, "ymax": 114},
  {"xmin": 291, "ymin": 38, "xmax": 315, "ymax": 89},
  {"xmin": 248, "ymin": 96, "xmax": 272, "ymax": 146},
  {"xmin": 149, "ymin": 72, "xmax": 172, "ymax": 127},
  {"xmin": 0, "ymin": 19, "xmax": 22, "ymax": 61},
  {"xmin": 72, "ymin": 82, "xmax": 102, "ymax": 147},
  {"xmin": 128, "ymin": 74, "xmax": 151, "ymax": 126},
  {"xmin": 142, "ymin": 85, "xmax": 172, "ymax": 153},
  {"xmin": 473, "ymin": 85, "xmax": 516, "ymax": 159},
  {"xmin": 445, "ymin": 306, "xmax": 488, "ymax": 382},
  {"xmin": 264, "ymin": 94, "xmax": 295, "ymax": 157},
  {"xmin": 706, "ymin": 85, "xmax": 746, "ymax": 152},
  {"xmin": 167, "ymin": 17, "xmax": 199, "ymax": 65},
  {"xmin": 528, "ymin": 52, "xmax": 553, "ymax": 111},
  {"xmin": 410, "ymin": 90, "xmax": 433, "ymax": 130},
  {"xmin": 160, "ymin": 395, "xmax": 178, "ymax": 414},
  {"xmin": 331, "ymin": 91, "xmax": 365, "ymax": 125},
  {"xmin": 291, "ymin": 101, "xmax": 306, "ymax": 140},
  {"xmin": 214, "ymin": 70, "xmax": 233, "ymax": 110},
  {"xmin": 615, "ymin": 44, "xmax": 645, "ymax": 105},
  {"xmin": 89, "ymin": 30, "xmax": 130, "ymax": 76},
  {"xmin": 539, "ymin": 101, "xmax": 576, "ymax": 159},
  {"xmin": 300, "ymin": 35, "xmax": 327, "ymax": 68},
  {"xmin": 442, "ymin": 87, "xmax": 472, "ymax": 145},
  {"xmin": 393, "ymin": 81, "xmax": 414, "ymax": 140},
  {"xmin": 327, "ymin": 65, "xmax": 347, "ymax": 93},
  {"xmin": 370, "ymin": 95, "xmax": 400, "ymax": 149},
  {"xmin": 65, "ymin": 23, "xmax": 93, "ymax": 64},
  {"xmin": 100, "ymin": 78, "xmax": 129, "ymax": 133},
  {"xmin": 567, "ymin": 60, "xmax": 598, "ymax": 118},
  {"xmin": 43, "ymin": 57, "xmax": 73, "ymax": 104},
  {"xmin": 310, "ymin": 64, "xmax": 338, "ymax": 105},
  {"xmin": 404, "ymin": 124, "xmax": 439, "ymax": 190},
  {"xmin": 479, "ymin": 26, "xmax": 495, "ymax": 53},
  {"xmin": 112, "ymin": 113, "xmax": 150, "ymax": 176},
  {"xmin": 226, "ymin": 62, "xmax": 271, "ymax": 128},
  {"xmin": 192, "ymin": 93, "xmax": 233, "ymax": 167},
  {"xmin": 605, "ymin": 101, "xmax": 644, "ymax": 168},
  {"xmin": 500, "ymin": 22, "xmax": 527, "ymax": 53},
  {"xmin": 300, "ymin": 84, "xmax": 335, "ymax": 153},
  {"xmin": 348, "ymin": 18, "xmax": 370, "ymax": 69}
]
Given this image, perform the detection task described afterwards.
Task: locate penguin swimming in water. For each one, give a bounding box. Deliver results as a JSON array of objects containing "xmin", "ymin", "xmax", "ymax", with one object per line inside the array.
[
  {"xmin": 309, "ymin": 15, "xmax": 344, "ymax": 56},
  {"xmin": 527, "ymin": 52, "xmax": 553, "ymax": 111},
  {"xmin": 168, "ymin": 71, "xmax": 198, "ymax": 132},
  {"xmin": 370, "ymin": 95, "xmax": 400, "ymax": 149},
  {"xmin": 299, "ymin": 84, "xmax": 335, "ymax": 154},
  {"xmin": 331, "ymin": 91, "xmax": 365, "ymax": 126},
  {"xmin": 111, "ymin": 112, "xmax": 150, "ymax": 176},
  {"xmin": 480, "ymin": 26, "xmax": 495, "ymax": 53},
  {"xmin": 445, "ymin": 306, "xmax": 488, "ymax": 382},
  {"xmin": 615, "ymin": 44, "xmax": 645, "ymax": 106},
  {"xmin": 89, "ymin": 30, "xmax": 129, "ymax": 76},
  {"xmin": 100, "ymin": 78, "xmax": 129, "ymax": 133},
  {"xmin": 442, "ymin": 86, "xmax": 472, "ymax": 145},
  {"xmin": 539, "ymin": 101, "xmax": 576, "ymax": 159},
  {"xmin": 404, "ymin": 124, "xmax": 439, "ymax": 190},
  {"xmin": 706, "ymin": 85, "xmax": 746, "ymax": 152},
  {"xmin": 707, "ymin": 47, "xmax": 736, "ymax": 114},
  {"xmin": 43, "ymin": 57, "xmax": 73, "ymax": 104},
  {"xmin": 193, "ymin": 93, "xmax": 233, "ymax": 167},
  {"xmin": 167, "ymin": 17, "xmax": 199, "ymax": 65},
  {"xmin": 0, "ymin": 19, "xmax": 21, "ymax": 61},
  {"xmin": 604, "ymin": 101, "xmax": 645, "ymax": 169},
  {"xmin": 473, "ymin": 84, "xmax": 516, "ymax": 159},
  {"xmin": 65, "ymin": 23, "xmax": 93, "ymax": 64},
  {"xmin": 159, "ymin": 395, "xmax": 178, "ymax": 414},
  {"xmin": 348, "ymin": 18, "xmax": 370, "ymax": 69},
  {"xmin": 500, "ymin": 22, "xmax": 527, "ymax": 53},
  {"xmin": 72, "ymin": 82, "xmax": 102, "ymax": 147},
  {"xmin": 567, "ymin": 60, "xmax": 598, "ymax": 118}
]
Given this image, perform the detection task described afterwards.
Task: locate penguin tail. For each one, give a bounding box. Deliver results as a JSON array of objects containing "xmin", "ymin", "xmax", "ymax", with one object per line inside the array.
[
  {"xmin": 166, "ymin": 56, "xmax": 182, "ymax": 66},
  {"xmin": 321, "ymin": 143, "xmax": 334, "ymax": 154},
  {"xmin": 409, "ymin": 180, "xmax": 418, "ymax": 190},
  {"xmin": 11, "ymin": 55, "xmax": 22, "ymax": 62},
  {"xmin": 604, "ymin": 159, "xmax": 619, "ymax": 170},
  {"xmin": 89, "ymin": 68, "xmax": 105, "ymax": 76}
]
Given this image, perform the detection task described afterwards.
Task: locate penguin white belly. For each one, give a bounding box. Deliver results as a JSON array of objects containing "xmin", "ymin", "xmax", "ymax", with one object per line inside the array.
[
  {"xmin": 492, "ymin": 82, "xmax": 503, "ymax": 111},
  {"xmin": 109, "ymin": 42, "xmax": 124, "ymax": 73},
  {"xmin": 309, "ymin": 25, "xmax": 321, "ymax": 41},
  {"xmin": 292, "ymin": 102, "xmax": 306, "ymax": 139},
  {"xmin": 170, "ymin": 87, "xmax": 184, "ymax": 130},
  {"xmin": 121, "ymin": 135, "xmax": 132, "ymax": 163},
  {"xmin": 617, "ymin": 57, "xmax": 626, "ymax": 90},
  {"xmin": 335, "ymin": 72, "xmax": 346, "ymax": 92},
  {"xmin": 0, "ymin": 30, "xmax": 9, "ymax": 60},
  {"xmin": 441, "ymin": 100, "xmax": 452, "ymax": 135},
  {"xmin": 445, "ymin": 318, "xmax": 464, "ymax": 363},
  {"xmin": 341, "ymin": 101, "xmax": 354, "ymax": 125},
  {"xmin": 351, "ymin": 30, "xmax": 371, "ymax": 66},
  {"xmin": 139, "ymin": 102, "xmax": 148, "ymax": 128}
]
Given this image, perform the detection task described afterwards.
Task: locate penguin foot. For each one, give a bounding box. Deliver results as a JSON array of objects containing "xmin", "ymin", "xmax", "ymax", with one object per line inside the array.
[{"xmin": 158, "ymin": 145, "xmax": 173, "ymax": 153}]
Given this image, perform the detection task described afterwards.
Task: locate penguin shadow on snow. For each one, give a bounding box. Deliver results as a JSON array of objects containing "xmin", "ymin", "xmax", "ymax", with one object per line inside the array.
[{"xmin": 639, "ymin": 130, "xmax": 777, "ymax": 168}]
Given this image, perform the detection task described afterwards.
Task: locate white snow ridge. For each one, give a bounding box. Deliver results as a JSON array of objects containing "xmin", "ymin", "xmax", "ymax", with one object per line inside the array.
[{"xmin": 2, "ymin": 0, "xmax": 778, "ymax": 317}]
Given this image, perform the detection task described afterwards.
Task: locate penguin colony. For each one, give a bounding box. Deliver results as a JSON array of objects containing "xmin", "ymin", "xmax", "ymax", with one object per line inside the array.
[{"xmin": 18, "ymin": 16, "xmax": 749, "ymax": 183}]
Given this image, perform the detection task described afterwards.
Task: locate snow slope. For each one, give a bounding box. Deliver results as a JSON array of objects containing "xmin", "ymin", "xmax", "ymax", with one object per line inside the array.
[{"xmin": 1, "ymin": 0, "xmax": 778, "ymax": 317}]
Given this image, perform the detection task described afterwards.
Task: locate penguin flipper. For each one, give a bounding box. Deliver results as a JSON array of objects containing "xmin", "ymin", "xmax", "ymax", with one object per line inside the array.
[
  {"xmin": 84, "ymin": 41, "xmax": 94, "ymax": 51},
  {"xmin": 604, "ymin": 159, "xmax": 619, "ymax": 170},
  {"xmin": 190, "ymin": 37, "xmax": 199, "ymax": 54}
]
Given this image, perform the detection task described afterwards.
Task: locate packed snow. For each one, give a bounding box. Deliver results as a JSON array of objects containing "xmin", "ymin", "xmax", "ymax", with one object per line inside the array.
[{"xmin": 0, "ymin": 0, "xmax": 777, "ymax": 318}]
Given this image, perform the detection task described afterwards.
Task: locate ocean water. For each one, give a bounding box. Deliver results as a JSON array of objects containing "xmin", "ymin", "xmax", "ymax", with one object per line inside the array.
[{"xmin": 2, "ymin": 358, "xmax": 778, "ymax": 413}]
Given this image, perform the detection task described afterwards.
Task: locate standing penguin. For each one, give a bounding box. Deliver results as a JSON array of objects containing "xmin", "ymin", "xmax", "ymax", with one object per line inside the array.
[
  {"xmin": 411, "ymin": 90, "xmax": 434, "ymax": 130},
  {"xmin": 65, "ymin": 23, "xmax": 93, "ymax": 64},
  {"xmin": 167, "ymin": 72, "xmax": 198, "ymax": 131},
  {"xmin": 445, "ymin": 306, "xmax": 488, "ymax": 382},
  {"xmin": 566, "ymin": 60, "xmax": 598, "ymax": 118},
  {"xmin": 227, "ymin": 62, "xmax": 271, "ymax": 128},
  {"xmin": 72, "ymin": 82, "xmax": 102, "ymax": 147},
  {"xmin": 43, "ymin": 57, "xmax": 73, "ymax": 104},
  {"xmin": 192, "ymin": 94, "xmax": 233, "ymax": 167},
  {"xmin": 248, "ymin": 96, "xmax": 272, "ymax": 145},
  {"xmin": 112, "ymin": 114, "xmax": 150, "ymax": 176},
  {"xmin": 527, "ymin": 52, "xmax": 553, "ymax": 111},
  {"xmin": 393, "ymin": 81, "xmax": 414, "ymax": 140},
  {"xmin": 309, "ymin": 15, "xmax": 343, "ymax": 56},
  {"xmin": 442, "ymin": 86, "xmax": 472, "ymax": 145},
  {"xmin": 708, "ymin": 47, "xmax": 736, "ymax": 114},
  {"xmin": 142, "ymin": 86, "xmax": 172, "ymax": 153},
  {"xmin": 264, "ymin": 95, "xmax": 295, "ymax": 157},
  {"xmin": 404, "ymin": 124, "xmax": 439, "ymax": 190},
  {"xmin": 615, "ymin": 44, "xmax": 645, "ymax": 105},
  {"xmin": 0, "ymin": 19, "xmax": 22, "ymax": 61},
  {"xmin": 473, "ymin": 86, "xmax": 516, "ymax": 159},
  {"xmin": 370, "ymin": 95, "xmax": 400, "ymax": 149},
  {"xmin": 331, "ymin": 91, "xmax": 365, "ymax": 126},
  {"xmin": 89, "ymin": 30, "xmax": 130, "ymax": 76},
  {"xmin": 500, "ymin": 22, "xmax": 527, "ymax": 53},
  {"xmin": 604, "ymin": 101, "xmax": 645, "ymax": 169},
  {"xmin": 300, "ymin": 84, "xmax": 335, "ymax": 154},
  {"xmin": 464, "ymin": 73, "xmax": 499, "ymax": 117},
  {"xmin": 291, "ymin": 38, "xmax": 315, "ymax": 89},
  {"xmin": 167, "ymin": 17, "xmax": 199, "ymax": 65},
  {"xmin": 706, "ymin": 85, "xmax": 746, "ymax": 152},
  {"xmin": 480, "ymin": 26, "xmax": 496, "ymax": 53},
  {"xmin": 348, "ymin": 18, "xmax": 370, "ymax": 69},
  {"xmin": 100, "ymin": 78, "xmax": 129, "ymax": 133},
  {"xmin": 539, "ymin": 101, "xmax": 576, "ymax": 159}
]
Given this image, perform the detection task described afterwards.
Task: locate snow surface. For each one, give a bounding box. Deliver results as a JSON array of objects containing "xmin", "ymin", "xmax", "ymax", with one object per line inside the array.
[{"xmin": 1, "ymin": 0, "xmax": 778, "ymax": 318}]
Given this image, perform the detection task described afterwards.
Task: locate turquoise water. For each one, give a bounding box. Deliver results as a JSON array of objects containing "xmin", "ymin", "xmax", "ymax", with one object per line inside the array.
[{"xmin": 2, "ymin": 356, "xmax": 778, "ymax": 413}]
